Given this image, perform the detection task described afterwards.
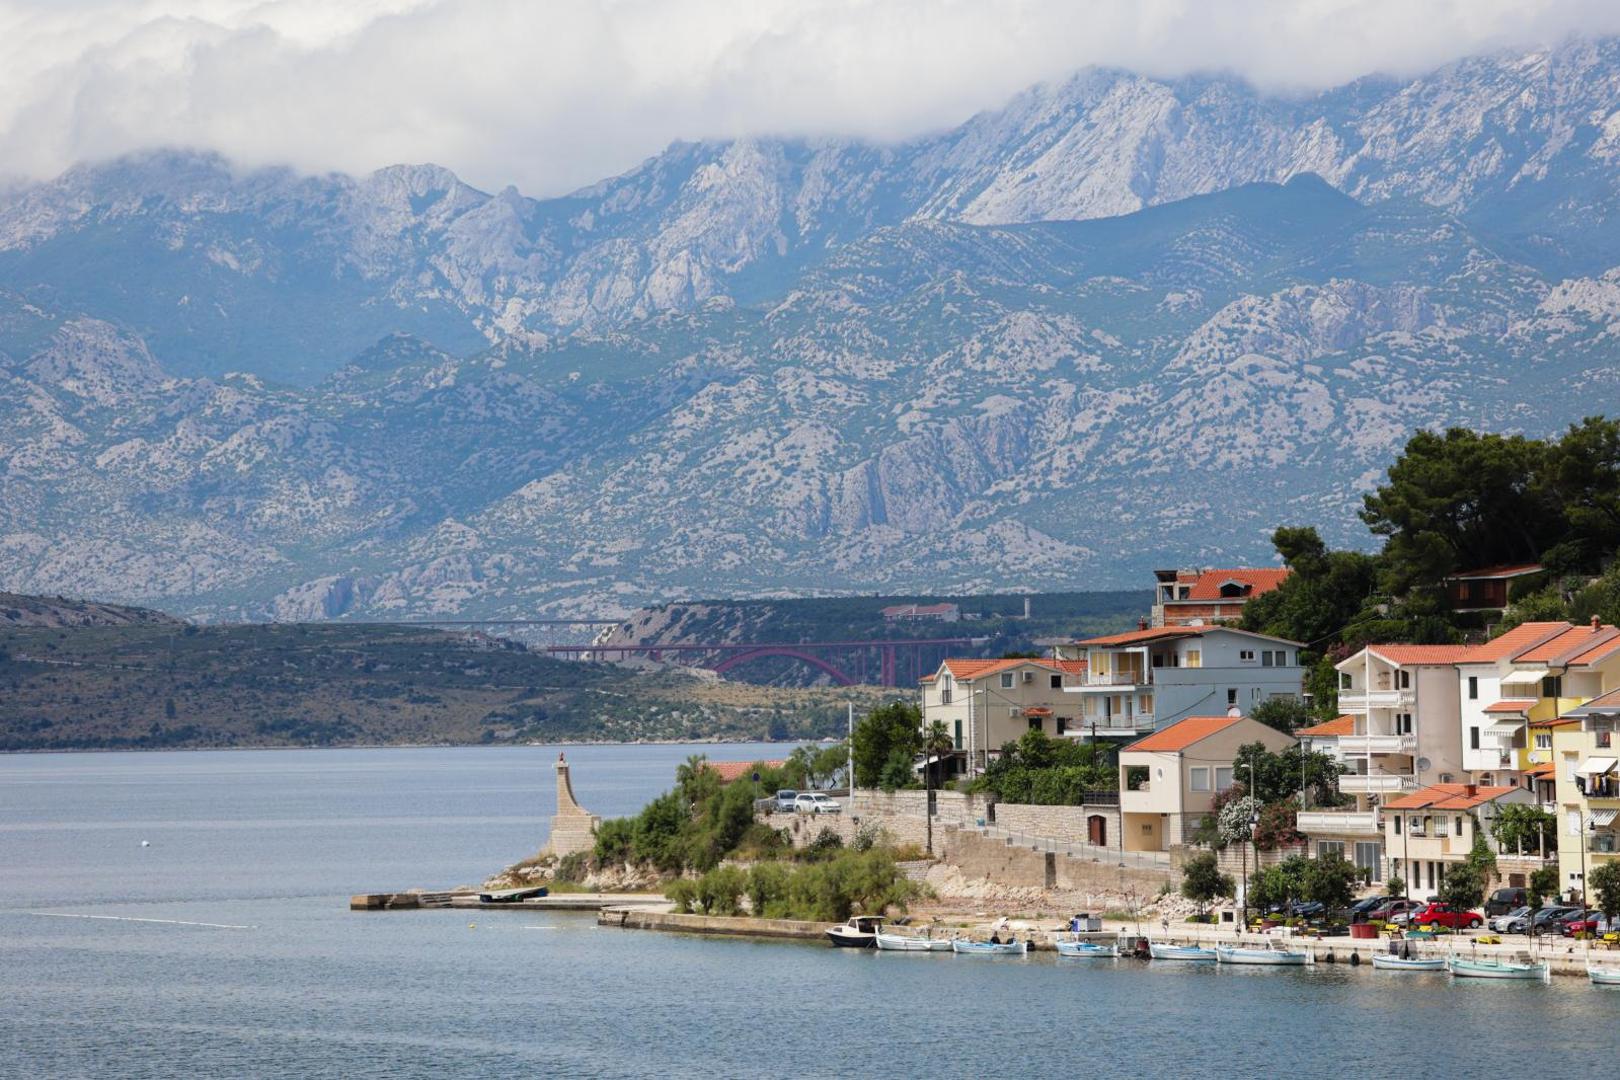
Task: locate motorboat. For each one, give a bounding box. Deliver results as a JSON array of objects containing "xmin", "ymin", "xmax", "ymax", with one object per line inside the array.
[
  {"xmin": 1147, "ymin": 941, "xmax": 1217, "ymax": 962},
  {"xmin": 1371, "ymin": 954, "xmax": 1446, "ymax": 972},
  {"xmin": 874, "ymin": 930, "xmax": 953, "ymax": 952},
  {"xmin": 1056, "ymin": 939, "xmax": 1119, "ymax": 958},
  {"xmin": 825, "ymin": 915, "xmax": 885, "ymax": 948},
  {"xmin": 1587, "ymin": 964, "xmax": 1620, "ymax": 986},
  {"xmin": 1446, "ymin": 955, "xmax": 1550, "ymax": 981},
  {"xmin": 1215, "ymin": 945, "xmax": 1312, "ymax": 966},
  {"xmin": 951, "ymin": 938, "xmax": 1029, "ymax": 956}
]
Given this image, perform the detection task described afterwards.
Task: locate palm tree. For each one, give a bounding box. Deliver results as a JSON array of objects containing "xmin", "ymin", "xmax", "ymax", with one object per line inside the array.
[{"xmin": 923, "ymin": 721, "xmax": 953, "ymax": 856}]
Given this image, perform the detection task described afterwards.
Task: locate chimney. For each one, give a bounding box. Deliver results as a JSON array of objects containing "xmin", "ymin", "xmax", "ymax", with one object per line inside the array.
[
  {"xmin": 1594, "ymin": 616, "xmax": 1602, "ymax": 632},
  {"xmin": 1465, "ymin": 782, "xmax": 1478, "ymax": 798},
  {"xmin": 1138, "ymin": 617, "xmax": 1148, "ymax": 631}
]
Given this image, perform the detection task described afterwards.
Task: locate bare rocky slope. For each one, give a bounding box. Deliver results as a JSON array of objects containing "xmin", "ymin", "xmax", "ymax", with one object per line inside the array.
[{"xmin": 4, "ymin": 39, "xmax": 1620, "ymax": 619}]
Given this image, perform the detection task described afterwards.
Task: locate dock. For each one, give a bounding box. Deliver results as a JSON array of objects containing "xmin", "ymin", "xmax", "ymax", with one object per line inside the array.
[{"xmin": 350, "ymin": 891, "xmax": 669, "ymax": 912}]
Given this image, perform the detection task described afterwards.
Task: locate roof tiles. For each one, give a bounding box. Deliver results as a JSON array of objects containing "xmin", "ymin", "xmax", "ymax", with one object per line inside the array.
[
  {"xmin": 1384, "ymin": 783, "xmax": 1519, "ymax": 811},
  {"xmin": 1124, "ymin": 714, "xmax": 1246, "ymax": 753}
]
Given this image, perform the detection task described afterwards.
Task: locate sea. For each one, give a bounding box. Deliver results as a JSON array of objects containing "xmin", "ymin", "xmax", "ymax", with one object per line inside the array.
[{"xmin": 1, "ymin": 744, "xmax": 1615, "ymax": 1079}]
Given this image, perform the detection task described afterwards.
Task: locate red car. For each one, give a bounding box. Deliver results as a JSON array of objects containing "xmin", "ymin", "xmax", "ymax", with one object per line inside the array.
[
  {"xmin": 1559, "ymin": 910, "xmax": 1605, "ymax": 937},
  {"xmin": 1410, "ymin": 902, "xmax": 1484, "ymax": 930}
]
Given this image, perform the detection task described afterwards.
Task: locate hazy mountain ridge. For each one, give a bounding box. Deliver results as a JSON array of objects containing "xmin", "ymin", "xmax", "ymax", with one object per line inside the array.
[{"xmin": 4, "ymin": 41, "xmax": 1620, "ymax": 618}]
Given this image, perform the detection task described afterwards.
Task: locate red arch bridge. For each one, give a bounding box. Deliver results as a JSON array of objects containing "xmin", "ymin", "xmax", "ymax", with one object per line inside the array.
[{"xmin": 539, "ymin": 638, "xmax": 980, "ymax": 688}]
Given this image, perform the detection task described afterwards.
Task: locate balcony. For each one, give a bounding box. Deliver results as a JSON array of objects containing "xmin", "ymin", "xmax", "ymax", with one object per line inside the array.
[
  {"xmin": 1340, "ymin": 773, "xmax": 1417, "ymax": 794},
  {"xmin": 1068, "ymin": 715, "xmax": 1153, "ymax": 737},
  {"xmin": 1084, "ymin": 672, "xmax": 1147, "ymax": 687},
  {"xmin": 1339, "ymin": 689, "xmax": 1414, "ymax": 712},
  {"xmin": 1297, "ymin": 810, "xmax": 1381, "ymax": 836},
  {"xmin": 1338, "ymin": 734, "xmax": 1417, "ymax": 754}
]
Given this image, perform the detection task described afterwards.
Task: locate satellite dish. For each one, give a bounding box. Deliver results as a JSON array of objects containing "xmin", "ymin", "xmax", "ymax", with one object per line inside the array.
[{"xmin": 1416, "ymin": 757, "xmax": 1432, "ymax": 773}]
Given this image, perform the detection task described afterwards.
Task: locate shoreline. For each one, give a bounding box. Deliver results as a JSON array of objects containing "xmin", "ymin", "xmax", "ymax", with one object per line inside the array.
[{"xmin": 0, "ymin": 736, "xmax": 824, "ymax": 758}]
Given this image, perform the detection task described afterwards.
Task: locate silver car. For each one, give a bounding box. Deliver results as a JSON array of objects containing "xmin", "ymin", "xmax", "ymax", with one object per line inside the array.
[
  {"xmin": 1488, "ymin": 906, "xmax": 1531, "ymax": 933},
  {"xmin": 794, "ymin": 793, "xmax": 841, "ymax": 814}
]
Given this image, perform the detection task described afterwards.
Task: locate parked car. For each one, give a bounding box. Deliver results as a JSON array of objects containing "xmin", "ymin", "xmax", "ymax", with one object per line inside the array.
[
  {"xmin": 1285, "ymin": 900, "xmax": 1327, "ymax": 919},
  {"xmin": 1409, "ymin": 902, "xmax": 1484, "ymax": 930},
  {"xmin": 1369, "ymin": 899, "xmax": 1423, "ymax": 923},
  {"xmin": 1484, "ymin": 887, "xmax": 1529, "ymax": 917},
  {"xmin": 794, "ymin": 793, "xmax": 841, "ymax": 814},
  {"xmin": 1349, "ymin": 896, "xmax": 1389, "ymax": 922},
  {"xmin": 773, "ymin": 790, "xmax": 799, "ymax": 813},
  {"xmin": 1488, "ymin": 906, "xmax": 1532, "ymax": 933},
  {"xmin": 1524, "ymin": 905, "xmax": 1583, "ymax": 935},
  {"xmin": 1558, "ymin": 909, "xmax": 1606, "ymax": 936}
]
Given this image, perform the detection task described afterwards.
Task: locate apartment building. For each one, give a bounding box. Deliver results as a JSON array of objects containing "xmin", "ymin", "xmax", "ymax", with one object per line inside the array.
[
  {"xmin": 1055, "ymin": 625, "xmax": 1305, "ymax": 739},
  {"xmin": 919, "ymin": 657, "xmax": 1086, "ymax": 774},
  {"xmin": 1382, "ymin": 783, "xmax": 1532, "ymax": 899},
  {"xmin": 1151, "ymin": 567, "xmax": 1290, "ymax": 627},
  {"xmin": 1334, "ymin": 644, "xmax": 1473, "ymax": 800},
  {"xmin": 1552, "ymin": 689, "xmax": 1620, "ymax": 902}
]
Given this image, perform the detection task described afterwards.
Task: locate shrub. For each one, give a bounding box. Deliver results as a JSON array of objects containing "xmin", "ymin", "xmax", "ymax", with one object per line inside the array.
[
  {"xmin": 554, "ymin": 851, "xmax": 590, "ymax": 884},
  {"xmin": 803, "ymin": 827, "xmax": 845, "ymax": 861},
  {"xmin": 1180, "ymin": 851, "xmax": 1234, "ymax": 917},
  {"xmin": 694, "ymin": 865, "xmax": 748, "ymax": 916},
  {"xmin": 665, "ymin": 878, "xmax": 698, "ymax": 914}
]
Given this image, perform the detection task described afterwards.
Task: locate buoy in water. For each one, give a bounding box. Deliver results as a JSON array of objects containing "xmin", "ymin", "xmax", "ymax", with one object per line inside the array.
[
  {"xmin": 468, "ymin": 923, "xmax": 476, "ymax": 929},
  {"xmin": 140, "ymin": 840, "xmax": 151, "ymax": 847}
]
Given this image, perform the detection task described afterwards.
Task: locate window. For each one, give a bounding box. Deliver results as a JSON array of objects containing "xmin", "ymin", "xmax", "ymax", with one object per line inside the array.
[
  {"xmin": 1455, "ymin": 816, "xmax": 1465, "ymax": 837},
  {"xmin": 1185, "ymin": 650, "xmax": 1202, "ymax": 668},
  {"xmin": 1397, "ymin": 713, "xmax": 1414, "ymax": 735},
  {"xmin": 1317, "ymin": 840, "xmax": 1345, "ymax": 860},
  {"xmin": 1411, "ymin": 816, "xmax": 1427, "ymax": 837},
  {"xmin": 1355, "ymin": 842, "xmax": 1382, "ymax": 881},
  {"xmin": 941, "ymin": 677, "xmax": 952, "ymax": 705},
  {"xmin": 1190, "ymin": 767, "xmax": 1211, "ymax": 791},
  {"xmin": 1240, "ymin": 650, "xmax": 1255, "ymax": 662},
  {"xmin": 1393, "ymin": 815, "xmax": 1402, "ymax": 835},
  {"xmin": 1055, "ymin": 718, "xmax": 1067, "ymax": 735},
  {"xmin": 1535, "ymin": 732, "xmax": 1552, "ymax": 750},
  {"xmin": 1227, "ymin": 688, "xmax": 1238, "ymax": 706},
  {"xmin": 1470, "ymin": 728, "xmax": 1480, "ymax": 750},
  {"xmin": 1467, "ymin": 676, "xmax": 1478, "ymax": 700},
  {"xmin": 1261, "ymin": 650, "xmax": 1274, "ymax": 667},
  {"xmin": 1569, "ymin": 809, "xmax": 1583, "ymax": 837},
  {"xmin": 1434, "ymin": 816, "xmax": 1448, "ymax": 837},
  {"xmin": 1000, "ymin": 672, "xmax": 1014, "ymax": 689},
  {"xmin": 1027, "ymin": 717, "xmax": 1043, "ymax": 732},
  {"xmin": 1215, "ymin": 767, "xmax": 1234, "ymax": 790},
  {"xmin": 1398, "ymin": 670, "xmax": 1411, "ymax": 690},
  {"xmin": 1543, "ymin": 675, "xmax": 1563, "ymax": 698},
  {"xmin": 953, "ymin": 720, "xmax": 962, "ymax": 749},
  {"xmin": 1340, "ymin": 672, "xmax": 1353, "ymax": 690},
  {"xmin": 1050, "ymin": 674, "xmax": 1062, "ymax": 689}
]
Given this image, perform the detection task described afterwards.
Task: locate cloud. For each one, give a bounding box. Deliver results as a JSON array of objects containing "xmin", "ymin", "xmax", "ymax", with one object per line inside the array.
[{"xmin": 2, "ymin": 0, "xmax": 1619, "ymax": 196}]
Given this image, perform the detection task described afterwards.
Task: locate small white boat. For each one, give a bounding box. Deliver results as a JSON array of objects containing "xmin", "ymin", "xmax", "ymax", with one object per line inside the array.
[
  {"xmin": 1056, "ymin": 939, "xmax": 1119, "ymax": 958},
  {"xmin": 875, "ymin": 930, "xmax": 952, "ymax": 952},
  {"xmin": 825, "ymin": 915, "xmax": 885, "ymax": 948},
  {"xmin": 1216, "ymin": 945, "xmax": 1312, "ymax": 966},
  {"xmin": 1371, "ymin": 954, "xmax": 1446, "ymax": 972},
  {"xmin": 1447, "ymin": 955, "xmax": 1550, "ymax": 981},
  {"xmin": 1587, "ymin": 965, "xmax": 1620, "ymax": 986},
  {"xmin": 951, "ymin": 939, "xmax": 1029, "ymax": 956},
  {"xmin": 1148, "ymin": 941, "xmax": 1217, "ymax": 962}
]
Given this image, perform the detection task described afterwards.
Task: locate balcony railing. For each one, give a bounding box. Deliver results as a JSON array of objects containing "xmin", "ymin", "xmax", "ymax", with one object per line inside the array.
[
  {"xmin": 1338, "ymin": 734, "xmax": 1417, "ymax": 754},
  {"xmin": 1340, "ymin": 773, "xmax": 1417, "ymax": 794},
  {"xmin": 1085, "ymin": 672, "xmax": 1147, "ymax": 687},
  {"xmin": 1339, "ymin": 689, "xmax": 1415, "ymax": 711},
  {"xmin": 1297, "ymin": 810, "xmax": 1381, "ymax": 836}
]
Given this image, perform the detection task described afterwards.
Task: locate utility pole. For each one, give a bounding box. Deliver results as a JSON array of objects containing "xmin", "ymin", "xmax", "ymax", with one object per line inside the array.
[{"xmin": 847, "ymin": 701, "xmax": 855, "ymax": 799}]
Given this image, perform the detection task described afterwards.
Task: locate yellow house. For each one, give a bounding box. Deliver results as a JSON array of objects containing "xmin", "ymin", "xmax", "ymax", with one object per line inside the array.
[
  {"xmin": 1117, "ymin": 713, "xmax": 1296, "ymax": 852},
  {"xmin": 1552, "ymin": 689, "xmax": 1620, "ymax": 902},
  {"xmin": 1381, "ymin": 782, "xmax": 1532, "ymax": 899},
  {"xmin": 919, "ymin": 657, "xmax": 1086, "ymax": 775}
]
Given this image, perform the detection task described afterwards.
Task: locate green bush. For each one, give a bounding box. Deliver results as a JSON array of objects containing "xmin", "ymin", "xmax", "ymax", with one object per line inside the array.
[
  {"xmin": 665, "ymin": 878, "xmax": 698, "ymax": 914},
  {"xmin": 554, "ymin": 851, "xmax": 590, "ymax": 884},
  {"xmin": 803, "ymin": 827, "xmax": 845, "ymax": 861},
  {"xmin": 694, "ymin": 865, "xmax": 748, "ymax": 915}
]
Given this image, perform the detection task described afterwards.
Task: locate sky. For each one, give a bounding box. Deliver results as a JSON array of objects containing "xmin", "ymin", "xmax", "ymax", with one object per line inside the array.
[{"xmin": 2, "ymin": 0, "xmax": 1619, "ymax": 197}]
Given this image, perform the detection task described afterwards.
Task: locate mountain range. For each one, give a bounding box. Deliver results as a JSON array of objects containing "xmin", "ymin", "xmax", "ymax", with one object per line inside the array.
[{"xmin": 4, "ymin": 37, "xmax": 1620, "ymax": 620}]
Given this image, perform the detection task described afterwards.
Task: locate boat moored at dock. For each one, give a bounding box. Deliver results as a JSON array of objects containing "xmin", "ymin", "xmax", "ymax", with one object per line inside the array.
[
  {"xmin": 1056, "ymin": 939, "xmax": 1120, "ymax": 958},
  {"xmin": 875, "ymin": 930, "xmax": 953, "ymax": 952},
  {"xmin": 951, "ymin": 939, "xmax": 1029, "ymax": 956},
  {"xmin": 1371, "ymin": 954, "xmax": 1445, "ymax": 972},
  {"xmin": 825, "ymin": 915, "xmax": 885, "ymax": 948},
  {"xmin": 1148, "ymin": 941, "xmax": 1217, "ymax": 962},
  {"xmin": 1215, "ymin": 944, "xmax": 1312, "ymax": 966},
  {"xmin": 1587, "ymin": 964, "xmax": 1620, "ymax": 986},
  {"xmin": 1447, "ymin": 955, "xmax": 1550, "ymax": 981}
]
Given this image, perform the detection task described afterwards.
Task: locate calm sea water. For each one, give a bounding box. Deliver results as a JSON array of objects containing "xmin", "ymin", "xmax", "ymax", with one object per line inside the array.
[{"xmin": 1, "ymin": 745, "xmax": 1616, "ymax": 1079}]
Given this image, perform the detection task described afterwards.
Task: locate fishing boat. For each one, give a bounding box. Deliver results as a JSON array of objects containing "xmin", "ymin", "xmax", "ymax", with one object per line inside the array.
[
  {"xmin": 1587, "ymin": 964, "xmax": 1620, "ymax": 986},
  {"xmin": 874, "ymin": 930, "xmax": 952, "ymax": 952},
  {"xmin": 1447, "ymin": 955, "xmax": 1550, "ymax": 981},
  {"xmin": 1371, "ymin": 954, "xmax": 1446, "ymax": 972},
  {"xmin": 951, "ymin": 939, "xmax": 1029, "ymax": 956},
  {"xmin": 825, "ymin": 915, "xmax": 885, "ymax": 948},
  {"xmin": 1056, "ymin": 939, "xmax": 1119, "ymax": 958},
  {"xmin": 1215, "ymin": 945, "xmax": 1312, "ymax": 966},
  {"xmin": 1147, "ymin": 941, "xmax": 1217, "ymax": 962}
]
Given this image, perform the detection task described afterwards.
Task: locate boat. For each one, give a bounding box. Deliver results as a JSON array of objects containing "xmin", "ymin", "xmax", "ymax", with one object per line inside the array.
[
  {"xmin": 1056, "ymin": 939, "xmax": 1119, "ymax": 958},
  {"xmin": 874, "ymin": 930, "xmax": 953, "ymax": 952},
  {"xmin": 1147, "ymin": 941, "xmax": 1217, "ymax": 962},
  {"xmin": 1446, "ymin": 955, "xmax": 1550, "ymax": 981},
  {"xmin": 1587, "ymin": 965, "xmax": 1620, "ymax": 986},
  {"xmin": 951, "ymin": 939, "xmax": 1029, "ymax": 956},
  {"xmin": 1371, "ymin": 954, "xmax": 1446, "ymax": 972},
  {"xmin": 825, "ymin": 915, "xmax": 885, "ymax": 948},
  {"xmin": 1215, "ymin": 945, "xmax": 1312, "ymax": 966}
]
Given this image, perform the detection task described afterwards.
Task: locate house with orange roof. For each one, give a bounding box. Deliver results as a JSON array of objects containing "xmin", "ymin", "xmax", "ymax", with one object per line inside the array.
[
  {"xmin": 1151, "ymin": 567, "xmax": 1291, "ymax": 627},
  {"xmin": 1549, "ymin": 690, "xmax": 1620, "ymax": 902},
  {"xmin": 1055, "ymin": 624, "xmax": 1305, "ymax": 739},
  {"xmin": 1381, "ymin": 782, "xmax": 1533, "ymax": 898},
  {"xmin": 918, "ymin": 656, "xmax": 1087, "ymax": 775},
  {"xmin": 1117, "ymin": 714, "xmax": 1296, "ymax": 853},
  {"xmin": 1334, "ymin": 644, "xmax": 1477, "ymax": 804},
  {"xmin": 1295, "ymin": 715, "xmax": 1392, "ymax": 882},
  {"xmin": 1443, "ymin": 563, "xmax": 1544, "ymax": 614}
]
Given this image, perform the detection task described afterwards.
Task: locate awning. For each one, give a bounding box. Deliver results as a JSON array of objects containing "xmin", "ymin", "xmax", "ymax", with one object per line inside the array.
[
  {"xmin": 1502, "ymin": 668, "xmax": 1552, "ymax": 684},
  {"xmin": 1590, "ymin": 809, "xmax": 1620, "ymax": 827},
  {"xmin": 1577, "ymin": 757, "xmax": 1618, "ymax": 776},
  {"xmin": 1485, "ymin": 721, "xmax": 1524, "ymax": 738},
  {"xmin": 1483, "ymin": 699, "xmax": 1536, "ymax": 714}
]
